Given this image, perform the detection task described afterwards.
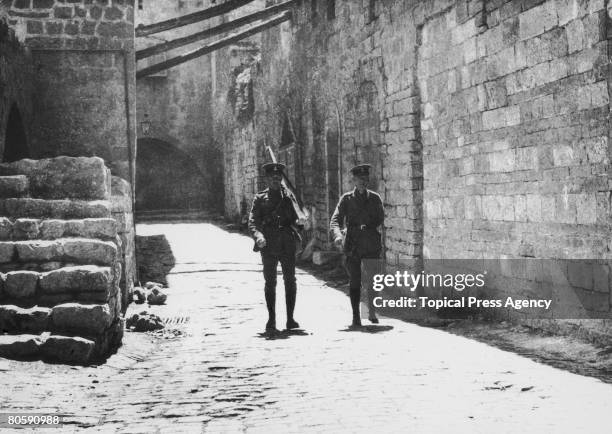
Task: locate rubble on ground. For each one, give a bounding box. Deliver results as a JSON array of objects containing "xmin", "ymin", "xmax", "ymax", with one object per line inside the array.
[
  {"xmin": 146, "ymin": 286, "xmax": 167, "ymax": 305},
  {"xmin": 132, "ymin": 282, "xmax": 167, "ymax": 305},
  {"xmin": 126, "ymin": 311, "xmax": 164, "ymax": 332}
]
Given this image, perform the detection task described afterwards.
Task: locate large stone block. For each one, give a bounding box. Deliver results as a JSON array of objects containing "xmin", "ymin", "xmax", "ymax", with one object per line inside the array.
[
  {"xmin": 51, "ymin": 303, "xmax": 113, "ymax": 335},
  {"xmin": 15, "ymin": 240, "xmax": 63, "ymax": 262},
  {"xmin": 39, "ymin": 220, "xmax": 65, "ymax": 239},
  {"xmin": 0, "ymin": 175, "xmax": 28, "ymax": 198},
  {"xmin": 65, "ymin": 218, "xmax": 117, "ymax": 240},
  {"xmin": 61, "ymin": 239, "xmax": 117, "ymax": 265},
  {"xmin": 0, "ymin": 218, "xmax": 12, "ymax": 240},
  {"xmin": 519, "ymin": 2, "xmax": 557, "ymax": 40},
  {"xmin": 112, "ymin": 211, "xmax": 133, "ymax": 234},
  {"xmin": 4, "ymin": 271, "xmax": 39, "ymax": 298},
  {"xmin": 12, "ymin": 219, "xmax": 40, "ymax": 240},
  {"xmin": 111, "ymin": 176, "xmax": 132, "ymax": 213},
  {"xmin": 0, "ymin": 242, "xmax": 15, "ymax": 263},
  {"xmin": 94, "ymin": 317, "xmax": 124, "ymax": 358},
  {"xmin": 0, "ymin": 198, "xmax": 111, "ymax": 219},
  {"xmin": 39, "ymin": 265, "xmax": 112, "ymax": 295},
  {"xmin": 0, "ymin": 334, "xmax": 44, "ymax": 359},
  {"xmin": 0, "ymin": 305, "xmax": 51, "ymax": 333},
  {"xmin": 0, "ymin": 157, "xmax": 110, "ymax": 200},
  {"xmin": 40, "ymin": 335, "xmax": 94, "ymax": 365}
]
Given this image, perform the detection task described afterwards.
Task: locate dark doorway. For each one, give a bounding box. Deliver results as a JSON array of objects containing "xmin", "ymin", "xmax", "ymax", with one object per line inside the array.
[
  {"xmin": 3, "ymin": 104, "xmax": 29, "ymax": 163},
  {"xmin": 136, "ymin": 138, "xmax": 206, "ymax": 211}
]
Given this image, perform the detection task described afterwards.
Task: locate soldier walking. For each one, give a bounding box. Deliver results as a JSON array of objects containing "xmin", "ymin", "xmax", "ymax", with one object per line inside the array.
[
  {"xmin": 249, "ymin": 163, "xmax": 301, "ymax": 332},
  {"xmin": 330, "ymin": 164, "xmax": 385, "ymax": 327}
]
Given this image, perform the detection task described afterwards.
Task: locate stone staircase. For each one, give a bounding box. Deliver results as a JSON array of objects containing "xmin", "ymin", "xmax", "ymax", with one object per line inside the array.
[{"xmin": 0, "ymin": 157, "xmax": 125, "ymax": 364}]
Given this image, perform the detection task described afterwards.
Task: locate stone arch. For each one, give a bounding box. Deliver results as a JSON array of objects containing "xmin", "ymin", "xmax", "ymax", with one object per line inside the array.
[
  {"xmin": 3, "ymin": 103, "xmax": 29, "ymax": 163},
  {"xmin": 135, "ymin": 137, "xmax": 207, "ymax": 211}
]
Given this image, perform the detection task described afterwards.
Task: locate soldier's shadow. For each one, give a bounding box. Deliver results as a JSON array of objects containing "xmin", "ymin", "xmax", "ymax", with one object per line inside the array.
[
  {"xmin": 339, "ymin": 325, "xmax": 394, "ymax": 334},
  {"xmin": 256, "ymin": 329, "xmax": 310, "ymax": 340}
]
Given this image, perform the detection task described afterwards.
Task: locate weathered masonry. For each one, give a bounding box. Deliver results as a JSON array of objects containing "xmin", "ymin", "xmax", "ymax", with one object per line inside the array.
[
  {"xmin": 220, "ymin": 0, "xmax": 612, "ymax": 319},
  {"xmin": 0, "ymin": 158, "xmax": 126, "ymax": 364},
  {"xmin": 1, "ymin": 1, "xmax": 136, "ymax": 363},
  {"xmin": 135, "ymin": 0, "xmax": 226, "ymax": 213}
]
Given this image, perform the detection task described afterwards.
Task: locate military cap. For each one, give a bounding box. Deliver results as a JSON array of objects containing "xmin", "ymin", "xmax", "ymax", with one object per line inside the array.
[
  {"xmin": 262, "ymin": 162, "xmax": 286, "ymax": 175},
  {"xmin": 350, "ymin": 164, "xmax": 372, "ymax": 176}
]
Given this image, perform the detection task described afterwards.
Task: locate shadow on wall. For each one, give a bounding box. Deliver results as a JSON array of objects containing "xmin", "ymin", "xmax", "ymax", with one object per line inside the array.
[
  {"xmin": 136, "ymin": 138, "xmax": 206, "ymax": 211},
  {"xmin": 3, "ymin": 104, "xmax": 29, "ymax": 163}
]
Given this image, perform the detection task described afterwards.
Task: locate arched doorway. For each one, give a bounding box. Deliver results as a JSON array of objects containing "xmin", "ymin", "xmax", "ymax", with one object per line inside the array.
[
  {"xmin": 135, "ymin": 138, "xmax": 206, "ymax": 212},
  {"xmin": 3, "ymin": 104, "xmax": 29, "ymax": 163}
]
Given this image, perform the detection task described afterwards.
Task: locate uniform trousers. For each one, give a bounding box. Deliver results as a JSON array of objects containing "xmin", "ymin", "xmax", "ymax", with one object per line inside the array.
[
  {"xmin": 261, "ymin": 252, "xmax": 297, "ymax": 321},
  {"xmin": 346, "ymin": 255, "xmax": 378, "ymax": 318}
]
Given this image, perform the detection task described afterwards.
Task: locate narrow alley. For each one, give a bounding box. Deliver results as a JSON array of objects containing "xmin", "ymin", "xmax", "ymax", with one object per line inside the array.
[{"xmin": 1, "ymin": 222, "xmax": 610, "ymax": 433}]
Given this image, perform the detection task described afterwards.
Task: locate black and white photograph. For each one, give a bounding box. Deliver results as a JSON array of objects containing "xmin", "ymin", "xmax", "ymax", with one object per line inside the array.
[{"xmin": 0, "ymin": 0, "xmax": 611, "ymax": 432}]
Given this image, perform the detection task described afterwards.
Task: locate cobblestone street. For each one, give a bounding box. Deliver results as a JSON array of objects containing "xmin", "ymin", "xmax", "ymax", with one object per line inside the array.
[{"xmin": 1, "ymin": 222, "xmax": 611, "ymax": 433}]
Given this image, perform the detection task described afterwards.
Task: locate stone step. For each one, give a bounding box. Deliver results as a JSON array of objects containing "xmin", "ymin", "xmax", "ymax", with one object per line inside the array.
[
  {"xmin": 51, "ymin": 303, "xmax": 113, "ymax": 336},
  {"xmin": 0, "ymin": 302, "xmax": 119, "ymax": 361},
  {"xmin": 0, "ymin": 175, "xmax": 29, "ymax": 198},
  {"xmin": 0, "ymin": 333, "xmax": 94, "ymax": 365},
  {"xmin": 0, "ymin": 157, "xmax": 110, "ymax": 201},
  {"xmin": 0, "ymin": 198, "xmax": 111, "ymax": 219},
  {"xmin": 0, "ymin": 217, "xmax": 117, "ymax": 241},
  {"xmin": 0, "ymin": 305, "xmax": 51, "ymax": 334},
  {"xmin": 0, "ymin": 265, "xmax": 116, "ymax": 304},
  {"xmin": 0, "ymin": 238, "xmax": 118, "ymax": 266}
]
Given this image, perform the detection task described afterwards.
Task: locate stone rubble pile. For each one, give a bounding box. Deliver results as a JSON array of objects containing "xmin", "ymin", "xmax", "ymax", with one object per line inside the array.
[
  {"xmin": 132, "ymin": 281, "xmax": 167, "ymax": 305},
  {"xmin": 126, "ymin": 311, "xmax": 164, "ymax": 332}
]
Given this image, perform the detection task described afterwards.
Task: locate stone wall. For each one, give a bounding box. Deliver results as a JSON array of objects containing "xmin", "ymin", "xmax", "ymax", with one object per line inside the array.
[
  {"xmin": 136, "ymin": 0, "xmax": 237, "ymax": 213},
  {"xmin": 7, "ymin": 0, "xmax": 136, "ymax": 182},
  {"xmin": 220, "ymin": 0, "xmax": 612, "ymax": 316},
  {"xmin": 209, "ymin": 0, "xmax": 265, "ymax": 220},
  {"xmin": 0, "ymin": 4, "xmax": 34, "ymax": 163},
  {"xmin": 3, "ymin": 2, "xmax": 137, "ymax": 325},
  {"xmin": 111, "ymin": 175, "xmax": 135, "ymax": 310},
  {"xmin": 419, "ymin": 0, "xmax": 610, "ymax": 262}
]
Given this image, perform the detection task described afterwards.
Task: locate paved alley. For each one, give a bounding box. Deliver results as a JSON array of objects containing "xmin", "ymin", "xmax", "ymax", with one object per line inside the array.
[{"xmin": 1, "ymin": 222, "xmax": 611, "ymax": 433}]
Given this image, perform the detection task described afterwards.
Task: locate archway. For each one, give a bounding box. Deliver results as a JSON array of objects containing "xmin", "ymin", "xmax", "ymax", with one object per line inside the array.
[
  {"xmin": 135, "ymin": 138, "xmax": 206, "ymax": 211},
  {"xmin": 3, "ymin": 104, "xmax": 29, "ymax": 163}
]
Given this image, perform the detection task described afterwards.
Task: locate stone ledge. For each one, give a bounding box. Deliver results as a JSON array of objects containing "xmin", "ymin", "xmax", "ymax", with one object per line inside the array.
[
  {"xmin": 0, "ymin": 238, "xmax": 117, "ymax": 266},
  {"xmin": 0, "ymin": 305, "xmax": 51, "ymax": 334},
  {"xmin": 40, "ymin": 335, "xmax": 94, "ymax": 365},
  {"xmin": 0, "ymin": 334, "xmax": 44, "ymax": 359},
  {"xmin": 50, "ymin": 303, "xmax": 113, "ymax": 336},
  {"xmin": 0, "ymin": 333, "xmax": 96, "ymax": 365},
  {"xmin": 0, "ymin": 198, "xmax": 111, "ymax": 219},
  {"xmin": 0, "ymin": 218, "xmax": 118, "ymax": 241},
  {"xmin": 0, "ymin": 157, "xmax": 110, "ymax": 201},
  {"xmin": 39, "ymin": 265, "xmax": 113, "ymax": 295}
]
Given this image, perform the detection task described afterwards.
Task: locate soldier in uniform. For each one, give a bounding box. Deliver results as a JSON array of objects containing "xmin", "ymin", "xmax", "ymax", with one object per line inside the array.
[
  {"xmin": 330, "ymin": 164, "xmax": 385, "ymax": 327},
  {"xmin": 248, "ymin": 163, "xmax": 301, "ymax": 332}
]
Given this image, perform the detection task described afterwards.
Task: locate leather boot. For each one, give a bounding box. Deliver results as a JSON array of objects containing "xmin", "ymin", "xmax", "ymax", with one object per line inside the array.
[{"xmin": 265, "ymin": 287, "xmax": 277, "ymax": 331}]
